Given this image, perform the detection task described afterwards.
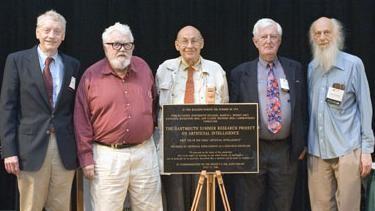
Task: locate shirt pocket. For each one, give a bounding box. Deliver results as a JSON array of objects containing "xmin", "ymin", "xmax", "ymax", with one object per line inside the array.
[
  {"xmin": 158, "ymin": 82, "xmax": 172, "ymax": 105},
  {"xmin": 145, "ymin": 90, "xmax": 153, "ymax": 114}
]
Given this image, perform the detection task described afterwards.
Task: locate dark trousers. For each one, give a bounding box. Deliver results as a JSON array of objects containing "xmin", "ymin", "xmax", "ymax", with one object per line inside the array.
[
  {"xmin": 228, "ymin": 140, "xmax": 298, "ymax": 211},
  {"xmin": 162, "ymin": 174, "xmax": 206, "ymax": 211}
]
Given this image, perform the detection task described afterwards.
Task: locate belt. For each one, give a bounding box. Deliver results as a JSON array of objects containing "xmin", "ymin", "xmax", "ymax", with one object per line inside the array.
[{"xmin": 94, "ymin": 141, "xmax": 139, "ymax": 149}]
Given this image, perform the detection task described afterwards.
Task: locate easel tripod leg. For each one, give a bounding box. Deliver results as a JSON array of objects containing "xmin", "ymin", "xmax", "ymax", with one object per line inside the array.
[
  {"xmin": 216, "ymin": 170, "xmax": 231, "ymax": 211},
  {"xmin": 206, "ymin": 174, "xmax": 215, "ymax": 211},
  {"xmin": 191, "ymin": 171, "xmax": 207, "ymax": 211}
]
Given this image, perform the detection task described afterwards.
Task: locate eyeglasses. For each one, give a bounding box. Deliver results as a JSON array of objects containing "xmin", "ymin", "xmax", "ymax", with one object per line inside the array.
[
  {"xmin": 258, "ymin": 34, "xmax": 280, "ymax": 42},
  {"xmin": 105, "ymin": 42, "xmax": 134, "ymax": 50},
  {"xmin": 177, "ymin": 38, "xmax": 202, "ymax": 47}
]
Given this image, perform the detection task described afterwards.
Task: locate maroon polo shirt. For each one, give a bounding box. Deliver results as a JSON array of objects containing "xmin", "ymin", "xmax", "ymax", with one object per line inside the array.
[{"xmin": 74, "ymin": 56, "xmax": 155, "ymax": 167}]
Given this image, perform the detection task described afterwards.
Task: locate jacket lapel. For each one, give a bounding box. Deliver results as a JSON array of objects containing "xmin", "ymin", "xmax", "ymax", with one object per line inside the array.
[
  {"xmin": 55, "ymin": 53, "xmax": 73, "ymax": 110},
  {"xmin": 242, "ymin": 60, "xmax": 259, "ymax": 103},
  {"xmin": 279, "ymin": 58, "xmax": 296, "ymax": 115},
  {"xmin": 27, "ymin": 46, "xmax": 51, "ymax": 109}
]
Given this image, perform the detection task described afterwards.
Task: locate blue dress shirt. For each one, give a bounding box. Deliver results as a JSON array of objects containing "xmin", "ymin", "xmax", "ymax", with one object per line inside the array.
[
  {"xmin": 308, "ymin": 51, "xmax": 374, "ymax": 159},
  {"xmin": 37, "ymin": 46, "xmax": 64, "ymax": 108}
]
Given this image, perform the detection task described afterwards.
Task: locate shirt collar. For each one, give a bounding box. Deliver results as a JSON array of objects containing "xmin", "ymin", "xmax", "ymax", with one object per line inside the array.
[
  {"xmin": 258, "ymin": 56, "xmax": 279, "ymax": 69},
  {"xmin": 311, "ymin": 51, "xmax": 345, "ymax": 71},
  {"xmin": 332, "ymin": 51, "xmax": 345, "ymax": 71},
  {"xmin": 180, "ymin": 57, "xmax": 202, "ymax": 71},
  {"xmin": 37, "ymin": 45, "xmax": 59, "ymax": 63},
  {"xmin": 179, "ymin": 56, "xmax": 211, "ymax": 75}
]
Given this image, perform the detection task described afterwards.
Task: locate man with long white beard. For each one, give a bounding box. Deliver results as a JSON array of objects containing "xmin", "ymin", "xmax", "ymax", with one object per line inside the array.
[
  {"xmin": 74, "ymin": 22, "xmax": 162, "ymax": 211},
  {"xmin": 307, "ymin": 17, "xmax": 374, "ymax": 211}
]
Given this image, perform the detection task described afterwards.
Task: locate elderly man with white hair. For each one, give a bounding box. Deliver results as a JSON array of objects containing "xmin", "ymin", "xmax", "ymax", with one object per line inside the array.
[
  {"xmin": 307, "ymin": 17, "xmax": 374, "ymax": 211},
  {"xmin": 0, "ymin": 10, "xmax": 80, "ymax": 211},
  {"xmin": 228, "ymin": 18, "xmax": 307, "ymax": 211},
  {"xmin": 74, "ymin": 22, "xmax": 162, "ymax": 211}
]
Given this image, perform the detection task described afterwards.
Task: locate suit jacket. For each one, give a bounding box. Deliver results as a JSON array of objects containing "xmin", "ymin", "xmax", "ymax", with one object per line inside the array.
[
  {"xmin": 0, "ymin": 46, "xmax": 80, "ymax": 171},
  {"xmin": 230, "ymin": 57, "xmax": 307, "ymax": 159}
]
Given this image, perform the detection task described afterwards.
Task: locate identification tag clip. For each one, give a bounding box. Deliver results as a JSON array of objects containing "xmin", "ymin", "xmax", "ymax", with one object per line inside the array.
[
  {"xmin": 280, "ymin": 78, "xmax": 289, "ymax": 92},
  {"xmin": 326, "ymin": 83, "xmax": 345, "ymax": 105}
]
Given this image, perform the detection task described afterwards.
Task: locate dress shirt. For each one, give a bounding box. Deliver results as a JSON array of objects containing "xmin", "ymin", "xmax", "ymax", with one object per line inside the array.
[
  {"xmin": 37, "ymin": 46, "xmax": 64, "ymax": 108},
  {"xmin": 173, "ymin": 58, "xmax": 205, "ymax": 104},
  {"xmin": 308, "ymin": 51, "xmax": 374, "ymax": 159},
  {"xmin": 74, "ymin": 56, "xmax": 155, "ymax": 167},
  {"xmin": 257, "ymin": 57, "xmax": 291, "ymax": 140}
]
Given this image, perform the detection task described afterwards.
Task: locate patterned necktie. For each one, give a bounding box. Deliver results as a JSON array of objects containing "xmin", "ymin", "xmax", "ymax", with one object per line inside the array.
[
  {"xmin": 266, "ymin": 63, "xmax": 282, "ymax": 133},
  {"xmin": 43, "ymin": 57, "xmax": 54, "ymax": 107},
  {"xmin": 184, "ymin": 66, "xmax": 195, "ymax": 104}
]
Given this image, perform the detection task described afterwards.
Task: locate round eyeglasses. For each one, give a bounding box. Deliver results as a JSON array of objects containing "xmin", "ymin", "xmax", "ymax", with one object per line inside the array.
[
  {"xmin": 177, "ymin": 38, "xmax": 202, "ymax": 47},
  {"xmin": 105, "ymin": 42, "xmax": 134, "ymax": 50}
]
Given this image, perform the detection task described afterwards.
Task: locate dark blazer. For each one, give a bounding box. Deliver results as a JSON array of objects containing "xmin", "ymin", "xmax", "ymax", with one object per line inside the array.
[
  {"xmin": 0, "ymin": 46, "xmax": 80, "ymax": 171},
  {"xmin": 230, "ymin": 57, "xmax": 307, "ymax": 159}
]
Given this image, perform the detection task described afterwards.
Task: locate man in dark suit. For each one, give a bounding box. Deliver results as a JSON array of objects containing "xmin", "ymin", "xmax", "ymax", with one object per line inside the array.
[
  {"xmin": 228, "ymin": 18, "xmax": 307, "ymax": 211},
  {"xmin": 0, "ymin": 10, "xmax": 80, "ymax": 211}
]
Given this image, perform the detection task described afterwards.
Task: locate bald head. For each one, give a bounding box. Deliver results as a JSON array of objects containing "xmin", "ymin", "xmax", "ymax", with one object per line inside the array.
[
  {"xmin": 313, "ymin": 17, "xmax": 332, "ymax": 27},
  {"xmin": 175, "ymin": 25, "xmax": 204, "ymax": 65},
  {"xmin": 176, "ymin": 25, "xmax": 203, "ymax": 40},
  {"xmin": 309, "ymin": 17, "xmax": 344, "ymax": 50}
]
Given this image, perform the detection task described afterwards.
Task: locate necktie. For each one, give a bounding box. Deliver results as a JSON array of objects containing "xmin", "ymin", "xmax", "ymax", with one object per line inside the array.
[
  {"xmin": 43, "ymin": 57, "xmax": 54, "ymax": 107},
  {"xmin": 184, "ymin": 66, "xmax": 195, "ymax": 104},
  {"xmin": 266, "ymin": 63, "xmax": 282, "ymax": 133}
]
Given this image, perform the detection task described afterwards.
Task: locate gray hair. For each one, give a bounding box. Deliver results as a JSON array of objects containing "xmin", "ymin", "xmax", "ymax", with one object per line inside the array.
[
  {"xmin": 252, "ymin": 18, "xmax": 282, "ymax": 36},
  {"xmin": 37, "ymin": 10, "xmax": 66, "ymax": 32},
  {"xmin": 102, "ymin": 22, "xmax": 134, "ymax": 43},
  {"xmin": 309, "ymin": 18, "xmax": 344, "ymax": 50}
]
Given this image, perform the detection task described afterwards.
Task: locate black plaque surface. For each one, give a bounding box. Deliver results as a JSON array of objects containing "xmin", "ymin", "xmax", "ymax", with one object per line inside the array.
[{"xmin": 162, "ymin": 103, "xmax": 258, "ymax": 174}]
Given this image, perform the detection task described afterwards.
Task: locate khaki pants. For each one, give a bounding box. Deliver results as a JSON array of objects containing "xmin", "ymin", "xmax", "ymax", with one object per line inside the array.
[
  {"xmin": 308, "ymin": 149, "xmax": 361, "ymax": 211},
  {"xmin": 18, "ymin": 134, "xmax": 75, "ymax": 211},
  {"xmin": 90, "ymin": 137, "xmax": 162, "ymax": 211}
]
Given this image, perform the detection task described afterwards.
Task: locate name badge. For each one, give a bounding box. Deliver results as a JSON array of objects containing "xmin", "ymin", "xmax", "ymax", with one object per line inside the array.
[
  {"xmin": 280, "ymin": 78, "xmax": 289, "ymax": 92},
  {"xmin": 206, "ymin": 86, "xmax": 216, "ymax": 104},
  {"xmin": 326, "ymin": 83, "xmax": 344, "ymax": 105},
  {"xmin": 69, "ymin": 77, "xmax": 76, "ymax": 90}
]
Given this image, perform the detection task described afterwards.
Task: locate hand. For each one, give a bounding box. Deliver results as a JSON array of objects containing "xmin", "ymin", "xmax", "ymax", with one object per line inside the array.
[
  {"xmin": 360, "ymin": 153, "xmax": 372, "ymax": 177},
  {"xmin": 298, "ymin": 147, "xmax": 307, "ymax": 160},
  {"xmin": 82, "ymin": 164, "xmax": 95, "ymax": 180},
  {"xmin": 4, "ymin": 156, "xmax": 20, "ymax": 176}
]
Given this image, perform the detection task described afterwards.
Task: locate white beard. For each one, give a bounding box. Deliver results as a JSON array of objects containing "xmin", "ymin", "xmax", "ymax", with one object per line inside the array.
[
  {"xmin": 312, "ymin": 42, "xmax": 339, "ymax": 73},
  {"xmin": 109, "ymin": 57, "xmax": 131, "ymax": 71}
]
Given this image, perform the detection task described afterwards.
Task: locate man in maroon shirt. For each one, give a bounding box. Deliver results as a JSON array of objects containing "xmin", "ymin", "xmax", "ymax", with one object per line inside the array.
[{"xmin": 74, "ymin": 22, "xmax": 162, "ymax": 211}]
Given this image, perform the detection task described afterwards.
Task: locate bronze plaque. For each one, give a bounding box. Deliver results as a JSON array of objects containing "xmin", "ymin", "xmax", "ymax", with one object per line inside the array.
[{"xmin": 162, "ymin": 103, "xmax": 258, "ymax": 174}]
